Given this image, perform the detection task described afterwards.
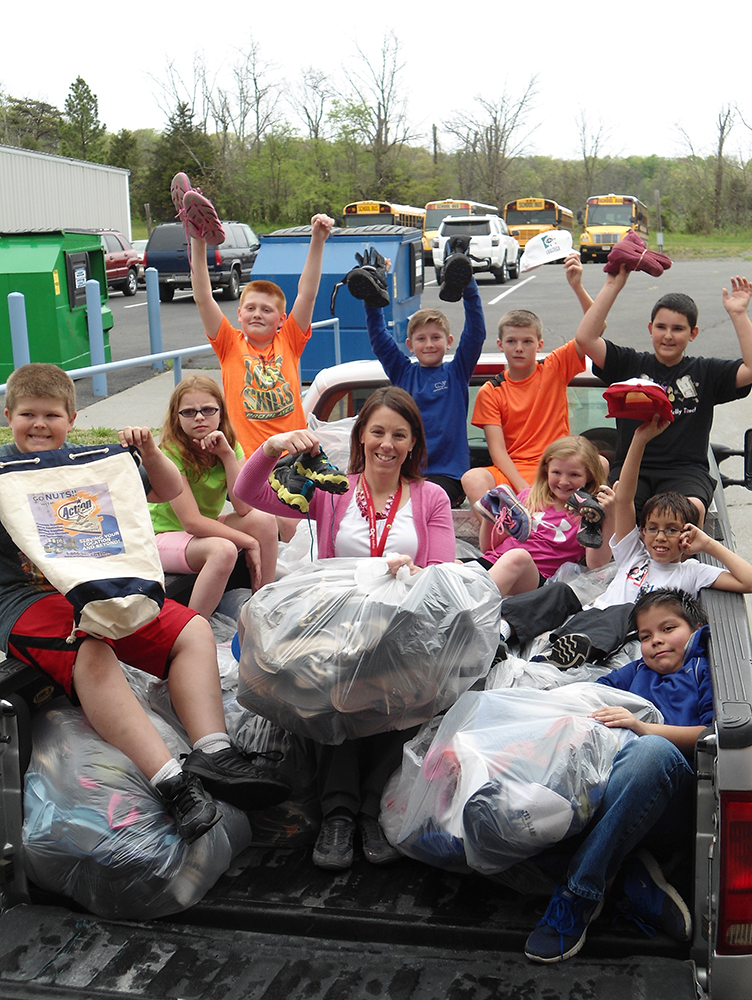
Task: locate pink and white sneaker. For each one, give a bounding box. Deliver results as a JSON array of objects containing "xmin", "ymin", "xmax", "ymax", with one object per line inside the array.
[{"xmin": 183, "ymin": 190, "xmax": 225, "ymax": 246}]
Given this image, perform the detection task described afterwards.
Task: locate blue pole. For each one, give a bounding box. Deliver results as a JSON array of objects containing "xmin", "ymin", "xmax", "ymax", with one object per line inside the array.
[
  {"xmin": 7, "ymin": 292, "xmax": 31, "ymax": 367},
  {"xmin": 144, "ymin": 267, "xmax": 164, "ymax": 370},
  {"xmin": 85, "ymin": 279, "xmax": 108, "ymax": 397}
]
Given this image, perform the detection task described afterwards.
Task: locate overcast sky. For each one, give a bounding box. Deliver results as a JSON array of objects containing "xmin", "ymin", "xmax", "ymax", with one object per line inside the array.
[{"xmin": 4, "ymin": 1, "xmax": 748, "ymax": 165}]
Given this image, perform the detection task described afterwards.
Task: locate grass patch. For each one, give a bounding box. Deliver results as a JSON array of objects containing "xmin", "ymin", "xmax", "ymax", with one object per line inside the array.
[{"xmin": 0, "ymin": 427, "xmax": 137, "ymax": 447}]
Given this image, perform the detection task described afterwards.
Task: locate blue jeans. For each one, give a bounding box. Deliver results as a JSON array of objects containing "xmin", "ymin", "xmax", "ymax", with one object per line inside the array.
[{"xmin": 566, "ymin": 735, "xmax": 695, "ymax": 901}]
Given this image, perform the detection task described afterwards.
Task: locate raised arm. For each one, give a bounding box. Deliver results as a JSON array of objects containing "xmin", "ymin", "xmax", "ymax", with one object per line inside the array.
[
  {"xmin": 290, "ymin": 214, "xmax": 334, "ymax": 332},
  {"xmin": 563, "ymin": 254, "xmax": 605, "ymax": 358},
  {"xmin": 574, "ymin": 264, "xmax": 630, "ymax": 368},
  {"xmin": 679, "ymin": 525, "xmax": 752, "ymax": 593},
  {"xmin": 189, "ymin": 236, "xmax": 225, "ymax": 340},
  {"xmin": 613, "ymin": 416, "xmax": 670, "ymax": 543},
  {"xmin": 722, "ymin": 276, "xmax": 752, "ymax": 388}
]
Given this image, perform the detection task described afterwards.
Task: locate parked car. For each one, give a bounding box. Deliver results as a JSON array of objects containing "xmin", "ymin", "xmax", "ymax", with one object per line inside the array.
[
  {"xmin": 143, "ymin": 221, "xmax": 259, "ymax": 302},
  {"xmin": 131, "ymin": 238, "xmax": 148, "ymax": 284},
  {"xmin": 432, "ymin": 215, "xmax": 521, "ymax": 285},
  {"xmin": 97, "ymin": 230, "xmax": 141, "ymax": 297}
]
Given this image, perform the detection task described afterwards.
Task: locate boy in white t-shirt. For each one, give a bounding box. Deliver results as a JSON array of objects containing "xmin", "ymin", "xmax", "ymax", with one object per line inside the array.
[{"xmin": 497, "ymin": 416, "xmax": 752, "ymax": 665}]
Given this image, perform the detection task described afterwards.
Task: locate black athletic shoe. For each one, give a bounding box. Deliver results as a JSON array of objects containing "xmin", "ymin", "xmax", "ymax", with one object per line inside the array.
[
  {"xmin": 269, "ymin": 455, "xmax": 316, "ymax": 513},
  {"xmin": 181, "ymin": 746, "xmax": 292, "ymax": 811},
  {"xmin": 341, "ymin": 247, "xmax": 390, "ymax": 309},
  {"xmin": 313, "ymin": 815, "xmax": 356, "ymax": 870},
  {"xmin": 156, "ymin": 771, "xmax": 220, "ymax": 844},
  {"xmin": 537, "ymin": 633, "xmax": 592, "ymax": 671},
  {"xmin": 564, "ymin": 490, "xmax": 605, "ymax": 549},
  {"xmin": 439, "ymin": 236, "xmax": 474, "ymax": 302},
  {"xmin": 294, "ymin": 450, "xmax": 349, "ymax": 494}
]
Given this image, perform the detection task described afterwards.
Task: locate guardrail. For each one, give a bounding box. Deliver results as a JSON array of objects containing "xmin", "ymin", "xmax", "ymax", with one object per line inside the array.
[{"xmin": 1, "ymin": 268, "xmax": 342, "ymax": 395}]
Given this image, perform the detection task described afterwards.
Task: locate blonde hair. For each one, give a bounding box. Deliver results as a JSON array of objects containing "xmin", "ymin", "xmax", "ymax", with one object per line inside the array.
[
  {"xmin": 407, "ymin": 308, "xmax": 451, "ymax": 340},
  {"xmin": 159, "ymin": 375, "xmax": 237, "ymax": 482},
  {"xmin": 497, "ymin": 309, "xmax": 542, "ymax": 339},
  {"xmin": 5, "ymin": 363, "xmax": 76, "ymax": 418},
  {"xmin": 526, "ymin": 436, "xmax": 605, "ymax": 514}
]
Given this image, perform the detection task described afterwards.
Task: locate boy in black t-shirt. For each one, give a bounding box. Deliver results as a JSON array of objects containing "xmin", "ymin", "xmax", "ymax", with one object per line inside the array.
[{"xmin": 575, "ymin": 268, "xmax": 752, "ymax": 524}]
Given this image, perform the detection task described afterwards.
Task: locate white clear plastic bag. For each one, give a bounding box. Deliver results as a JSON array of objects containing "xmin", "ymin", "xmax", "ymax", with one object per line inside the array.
[
  {"xmin": 306, "ymin": 413, "xmax": 356, "ymax": 472},
  {"xmin": 381, "ymin": 684, "xmax": 661, "ymax": 875},
  {"xmin": 237, "ymin": 557, "xmax": 501, "ymax": 744}
]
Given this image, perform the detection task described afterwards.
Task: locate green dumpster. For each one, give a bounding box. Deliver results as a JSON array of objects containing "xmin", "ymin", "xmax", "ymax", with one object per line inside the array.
[{"xmin": 0, "ymin": 231, "xmax": 113, "ymax": 382}]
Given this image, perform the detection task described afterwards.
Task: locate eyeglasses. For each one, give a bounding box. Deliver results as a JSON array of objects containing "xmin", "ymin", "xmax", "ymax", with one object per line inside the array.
[
  {"xmin": 643, "ymin": 526, "xmax": 683, "ymax": 537},
  {"xmin": 178, "ymin": 406, "xmax": 220, "ymax": 419}
]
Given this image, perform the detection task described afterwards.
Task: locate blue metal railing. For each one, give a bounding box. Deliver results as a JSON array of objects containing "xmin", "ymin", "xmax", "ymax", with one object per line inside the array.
[{"xmin": 1, "ymin": 268, "xmax": 341, "ymax": 396}]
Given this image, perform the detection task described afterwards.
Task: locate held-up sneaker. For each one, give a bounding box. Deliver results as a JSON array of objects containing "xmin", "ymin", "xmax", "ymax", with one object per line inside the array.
[
  {"xmin": 439, "ymin": 235, "xmax": 474, "ymax": 302},
  {"xmin": 358, "ymin": 814, "xmax": 401, "ymax": 866},
  {"xmin": 345, "ymin": 247, "xmax": 391, "ymax": 309},
  {"xmin": 269, "ymin": 455, "xmax": 316, "ymax": 513},
  {"xmin": 156, "ymin": 771, "xmax": 220, "ymax": 844},
  {"xmin": 524, "ymin": 884, "xmax": 604, "ymax": 963},
  {"xmin": 616, "ymin": 849, "xmax": 692, "ymax": 941},
  {"xmin": 170, "ymin": 171, "xmax": 193, "ymax": 218},
  {"xmin": 182, "ymin": 189, "xmax": 226, "ymax": 246},
  {"xmin": 181, "ymin": 746, "xmax": 291, "ymax": 811},
  {"xmin": 533, "ymin": 633, "xmax": 592, "ymax": 671},
  {"xmin": 312, "ymin": 815, "xmax": 356, "ymax": 870},
  {"xmin": 473, "ymin": 484, "xmax": 532, "ymax": 542},
  {"xmin": 294, "ymin": 450, "xmax": 349, "ymax": 494},
  {"xmin": 564, "ymin": 490, "xmax": 605, "ymax": 549}
]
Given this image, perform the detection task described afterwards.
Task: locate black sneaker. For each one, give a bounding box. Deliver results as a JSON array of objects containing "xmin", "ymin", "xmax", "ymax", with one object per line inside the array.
[
  {"xmin": 294, "ymin": 450, "xmax": 349, "ymax": 494},
  {"xmin": 536, "ymin": 633, "xmax": 592, "ymax": 670},
  {"xmin": 616, "ymin": 849, "xmax": 692, "ymax": 941},
  {"xmin": 269, "ymin": 455, "xmax": 316, "ymax": 513},
  {"xmin": 564, "ymin": 490, "xmax": 605, "ymax": 549},
  {"xmin": 156, "ymin": 771, "xmax": 220, "ymax": 844},
  {"xmin": 181, "ymin": 746, "xmax": 292, "ymax": 811},
  {"xmin": 312, "ymin": 815, "xmax": 355, "ymax": 870},
  {"xmin": 439, "ymin": 236, "xmax": 474, "ymax": 302},
  {"xmin": 345, "ymin": 247, "xmax": 390, "ymax": 309},
  {"xmin": 358, "ymin": 814, "xmax": 401, "ymax": 865}
]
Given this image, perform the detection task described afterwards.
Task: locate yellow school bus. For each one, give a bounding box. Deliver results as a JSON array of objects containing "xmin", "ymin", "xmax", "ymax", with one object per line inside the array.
[
  {"xmin": 503, "ymin": 198, "xmax": 574, "ymax": 250},
  {"xmin": 342, "ymin": 201, "xmax": 426, "ymax": 231},
  {"xmin": 422, "ymin": 199, "xmax": 498, "ymax": 261},
  {"xmin": 579, "ymin": 193, "xmax": 649, "ymax": 262}
]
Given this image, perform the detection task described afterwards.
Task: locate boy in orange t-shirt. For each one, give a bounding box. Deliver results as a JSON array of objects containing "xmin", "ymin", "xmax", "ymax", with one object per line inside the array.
[{"xmin": 462, "ymin": 254, "xmax": 597, "ymax": 513}]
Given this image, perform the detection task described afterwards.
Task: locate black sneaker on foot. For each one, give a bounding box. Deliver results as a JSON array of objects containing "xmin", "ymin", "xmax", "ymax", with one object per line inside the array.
[
  {"xmin": 181, "ymin": 746, "xmax": 291, "ymax": 811},
  {"xmin": 536, "ymin": 633, "xmax": 592, "ymax": 670},
  {"xmin": 313, "ymin": 815, "xmax": 355, "ymax": 870},
  {"xmin": 524, "ymin": 884, "xmax": 604, "ymax": 963},
  {"xmin": 156, "ymin": 771, "xmax": 220, "ymax": 844},
  {"xmin": 358, "ymin": 814, "xmax": 401, "ymax": 865}
]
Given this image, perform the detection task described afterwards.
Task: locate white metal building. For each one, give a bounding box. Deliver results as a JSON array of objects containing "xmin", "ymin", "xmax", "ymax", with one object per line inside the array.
[{"xmin": 0, "ymin": 146, "xmax": 131, "ymax": 236}]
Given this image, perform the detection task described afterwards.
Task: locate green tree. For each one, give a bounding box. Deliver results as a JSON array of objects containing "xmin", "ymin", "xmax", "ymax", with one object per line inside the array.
[
  {"xmin": 144, "ymin": 102, "xmax": 218, "ymax": 223},
  {"xmin": 60, "ymin": 76, "xmax": 107, "ymax": 161},
  {"xmin": 0, "ymin": 94, "xmax": 62, "ymax": 152}
]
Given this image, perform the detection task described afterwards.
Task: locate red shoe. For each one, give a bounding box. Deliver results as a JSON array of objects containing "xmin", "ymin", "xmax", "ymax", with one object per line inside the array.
[
  {"xmin": 170, "ymin": 171, "xmax": 192, "ymax": 217},
  {"xmin": 183, "ymin": 189, "xmax": 226, "ymax": 246}
]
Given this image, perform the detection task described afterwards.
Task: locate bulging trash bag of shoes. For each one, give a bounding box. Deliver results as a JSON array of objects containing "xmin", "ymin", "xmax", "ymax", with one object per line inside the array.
[
  {"xmin": 237, "ymin": 557, "xmax": 501, "ymax": 744},
  {"xmin": 380, "ymin": 684, "xmax": 662, "ymax": 875},
  {"xmin": 22, "ymin": 698, "xmax": 251, "ymax": 920}
]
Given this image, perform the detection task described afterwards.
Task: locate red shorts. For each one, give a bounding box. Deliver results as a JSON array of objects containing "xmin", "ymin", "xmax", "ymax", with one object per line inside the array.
[{"xmin": 8, "ymin": 594, "xmax": 198, "ymax": 698}]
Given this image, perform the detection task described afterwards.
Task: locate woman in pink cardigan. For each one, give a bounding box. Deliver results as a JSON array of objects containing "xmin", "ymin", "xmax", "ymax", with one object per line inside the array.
[{"xmin": 235, "ymin": 387, "xmax": 455, "ymax": 870}]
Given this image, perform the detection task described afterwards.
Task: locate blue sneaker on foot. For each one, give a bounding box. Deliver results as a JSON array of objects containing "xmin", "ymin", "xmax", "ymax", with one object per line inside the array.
[
  {"xmin": 473, "ymin": 484, "xmax": 532, "ymax": 541},
  {"xmin": 524, "ymin": 884, "xmax": 604, "ymax": 962},
  {"xmin": 617, "ymin": 849, "xmax": 692, "ymax": 941}
]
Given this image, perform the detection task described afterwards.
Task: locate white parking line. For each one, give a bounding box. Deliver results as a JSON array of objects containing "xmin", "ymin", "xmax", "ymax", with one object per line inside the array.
[
  {"xmin": 487, "ymin": 274, "xmax": 536, "ymax": 306},
  {"xmin": 124, "ymin": 294, "xmax": 194, "ymax": 309}
]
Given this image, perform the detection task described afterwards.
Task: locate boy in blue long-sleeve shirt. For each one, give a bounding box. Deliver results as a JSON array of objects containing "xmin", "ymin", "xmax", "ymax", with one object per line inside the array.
[{"xmin": 364, "ymin": 276, "xmax": 485, "ymax": 507}]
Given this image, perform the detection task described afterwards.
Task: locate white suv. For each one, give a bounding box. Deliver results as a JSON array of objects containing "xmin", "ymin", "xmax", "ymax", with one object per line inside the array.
[{"xmin": 432, "ymin": 215, "xmax": 520, "ymax": 285}]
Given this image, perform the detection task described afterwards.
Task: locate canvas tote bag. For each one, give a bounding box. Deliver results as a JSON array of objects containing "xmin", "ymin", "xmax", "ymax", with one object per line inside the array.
[{"xmin": 0, "ymin": 445, "xmax": 165, "ymax": 640}]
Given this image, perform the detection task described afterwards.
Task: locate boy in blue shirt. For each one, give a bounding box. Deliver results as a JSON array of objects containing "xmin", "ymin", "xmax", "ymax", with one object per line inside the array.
[
  {"xmin": 351, "ymin": 250, "xmax": 485, "ymax": 507},
  {"xmin": 525, "ymin": 587, "xmax": 710, "ymax": 963}
]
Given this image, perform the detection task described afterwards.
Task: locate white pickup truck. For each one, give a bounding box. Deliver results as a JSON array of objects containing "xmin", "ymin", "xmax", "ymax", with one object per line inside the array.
[{"xmin": 432, "ymin": 214, "xmax": 521, "ymax": 285}]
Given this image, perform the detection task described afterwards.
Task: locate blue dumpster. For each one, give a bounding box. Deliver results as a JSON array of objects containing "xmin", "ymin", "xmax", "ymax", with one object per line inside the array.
[{"xmin": 252, "ymin": 225, "xmax": 424, "ymax": 381}]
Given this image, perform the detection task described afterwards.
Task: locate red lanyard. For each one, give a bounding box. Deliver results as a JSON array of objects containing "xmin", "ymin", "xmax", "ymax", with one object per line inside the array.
[{"xmin": 361, "ymin": 477, "xmax": 402, "ymax": 558}]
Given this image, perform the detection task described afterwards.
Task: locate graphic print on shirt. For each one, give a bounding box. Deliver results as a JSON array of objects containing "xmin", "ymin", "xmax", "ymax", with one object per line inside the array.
[
  {"xmin": 242, "ymin": 354, "xmax": 295, "ymax": 422},
  {"xmin": 625, "ymin": 557, "xmax": 650, "ymax": 590},
  {"xmin": 530, "ymin": 511, "xmax": 574, "ymax": 544},
  {"xmin": 641, "ymin": 370, "xmax": 699, "ymax": 409}
]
